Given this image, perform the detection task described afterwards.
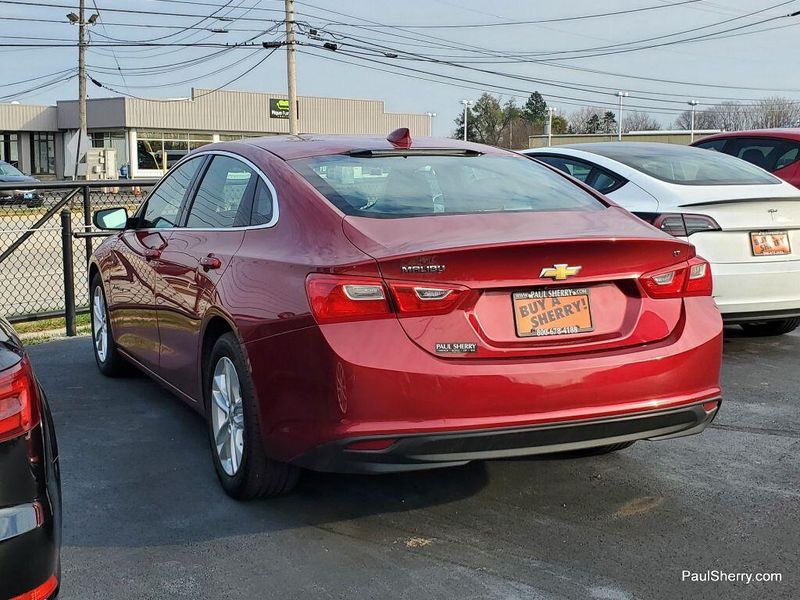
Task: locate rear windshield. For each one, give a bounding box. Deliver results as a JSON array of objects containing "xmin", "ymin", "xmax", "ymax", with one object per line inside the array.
[
  {"xmin": 290, "ymin": 153, "xmax": 604, "ymax": 217},
  {"xmin": 587, "ymin": 144, "xmax": 780, "ymax": 186}
]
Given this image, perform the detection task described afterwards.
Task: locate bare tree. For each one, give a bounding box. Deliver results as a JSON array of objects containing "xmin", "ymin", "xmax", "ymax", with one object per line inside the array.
[
  {"xmin": 568, "ymin": 106, "xmax": 606, "ymax": 134},
  {"xmin": 673, "ymin": 108, "xmax": 717, "ymax": 131},
  {"xmin": 707, "ymin": 102, "xmax": 753, "ymax": 131},
  {"xmin": 749, "ymin": 96, "xmax": 800, "ymax": 129},
  {"xmin": 624, "ymin": 111, "xmax": 660, "ymax": 132}
]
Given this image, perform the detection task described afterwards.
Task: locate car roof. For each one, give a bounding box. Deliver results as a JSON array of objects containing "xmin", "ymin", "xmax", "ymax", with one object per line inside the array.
[
  {"xmin": 555, "ymin": 142, "xmax": 713, "ymax": 159},
  {"xmin": 693, "ymin": 128, "xmax": 800, "ymax": 143},
  {"xmin": 237, "ymin": 134, "xmax": 507, "ymax": 161}
]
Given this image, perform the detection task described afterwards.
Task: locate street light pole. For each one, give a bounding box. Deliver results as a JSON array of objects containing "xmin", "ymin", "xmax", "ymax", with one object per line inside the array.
[
  {"xmin": 547, "ymin": 107, "xmax": 556, "ymax": 146},
  {"xmin": 425, "ymin": 112, "xmax": 436, "ymax": 136},
  {"xmin": 461, "ymin": 99, "xmax": 472, "ymax": 141},
  {"xmin": 617, "ymin": 91, "xmax": 629, "ymax": 141},
  {"xmin": 284, "ymin": 0, "xmax": 299, "ymax": 135},
  {"xmin": 67, "ymin": 3, "xmax": 97, "ymax": 179},
  {"xmin": 688, "ymin": 100, "xmax": 699, "ymax": 142}
]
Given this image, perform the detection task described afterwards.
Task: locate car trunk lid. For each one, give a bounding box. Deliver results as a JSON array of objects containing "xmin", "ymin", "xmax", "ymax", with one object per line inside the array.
[{"xmin": 343, "ymin": 208, "xmax": 693, "ymax": 359}]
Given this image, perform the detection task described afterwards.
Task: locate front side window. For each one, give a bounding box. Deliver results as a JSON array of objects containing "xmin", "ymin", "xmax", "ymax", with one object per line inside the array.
[
  {"xmin": 30, "ymin": 132, "xmax": 56, "ymax": 175},
  {"xmin": 290, "ymin": 153, "xmax": 604, "ymax": 218},
  {"xmin": 185, "ymin": 155, "xmax": 256, "ymax": 228},
  {"xmin": 140, "ymin": 157, "xmax": 203, "ymax": 229},
  {"xmin": 0, "ymin": 162, "xmax": 24, "ymax": 177}
]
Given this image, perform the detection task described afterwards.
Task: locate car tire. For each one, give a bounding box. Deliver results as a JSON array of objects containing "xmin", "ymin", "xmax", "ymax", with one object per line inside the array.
[
  {"xmin": 90, "ymin": 273, "xmax": 128, "ymax": 377},
  {"xmin": 205, "ymin": 332, "xmax": 299, "ymax": 499},
  {"xmin": 739, "ymin": 318, "xmax": 800, "ymax": 337}
]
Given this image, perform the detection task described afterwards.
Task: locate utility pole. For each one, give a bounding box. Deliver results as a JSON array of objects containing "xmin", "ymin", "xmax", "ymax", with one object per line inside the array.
[
  {"xmin": 461, "ymin": 100, "xmax": 472, "ymax": 141},
  {"xmin": 78, "ymin": 0, "xmax": 87, "ymax": 159},
  {"xmin": 688, "ymin": 100, "xmax": 699, "ymax": 142},
  {"xmin": 617, "ymin": 91, "xmax": 628, "ymax": 142},
  {"xmin": 284, "ymin": 0, "xmax": 299, "ymax": 135}
]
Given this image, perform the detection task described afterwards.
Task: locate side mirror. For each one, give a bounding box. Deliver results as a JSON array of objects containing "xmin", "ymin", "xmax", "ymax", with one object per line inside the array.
[{"xmin": 93, "ymin": 207, "xmax": 129, "ymax": 230}]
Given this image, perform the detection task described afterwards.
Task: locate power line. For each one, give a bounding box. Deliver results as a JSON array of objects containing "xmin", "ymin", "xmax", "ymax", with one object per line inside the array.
[
  {"xmin": 88, "ymin": 45, "xmax": 279, "ymax": 100},
  {"xmin": 308, "ymin": 0, "xmax": 706, "ymax": 29},
  {"xmin": 1, "ymin": 1, "xmax": 284, "ymax": 21}
]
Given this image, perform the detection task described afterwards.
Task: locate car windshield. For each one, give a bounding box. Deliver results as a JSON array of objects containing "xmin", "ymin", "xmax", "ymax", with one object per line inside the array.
[
  {"xmin": 579, "ymin": 144, "xmax": 781, "ymax": 186},
  {"xmin": 0, "ymin": 162, "xmax": 24, "ymax": 177},
  {"xmin": 290, "ymin": 153, "xmax": 604, "ymax": 217}
]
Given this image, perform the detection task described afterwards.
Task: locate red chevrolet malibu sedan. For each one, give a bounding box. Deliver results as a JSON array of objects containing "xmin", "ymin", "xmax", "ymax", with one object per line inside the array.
[{"xmin": 89, "ymin": 131, "xmax": 723, "ymax": 499}]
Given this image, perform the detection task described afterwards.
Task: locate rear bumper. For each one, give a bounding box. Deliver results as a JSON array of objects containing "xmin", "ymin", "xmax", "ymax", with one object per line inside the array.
[
  {"xmin": 0, "ymin": 498, "xmax": 59, "ymax": 599},
  {"xmin": 248, "ymin": 297, "xmax": 723, "ymax": 463},
  {"xmin": 293, "ymin": 400, "xmax": 721, "ymax": 473},
  {"xmin": 711, "ymin": 259, "xmax": 800, "ymax": 318}
]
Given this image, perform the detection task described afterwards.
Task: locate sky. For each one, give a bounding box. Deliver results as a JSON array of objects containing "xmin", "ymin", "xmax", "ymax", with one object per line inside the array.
[{"xmin": 2, "ymin": 0, "xmax": 800, "ymax": 136}]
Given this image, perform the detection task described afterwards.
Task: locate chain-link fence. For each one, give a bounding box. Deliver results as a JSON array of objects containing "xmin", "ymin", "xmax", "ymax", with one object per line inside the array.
[{"xmin": 0, "ymin": 180, "xmax": 157, "ymax": 325}]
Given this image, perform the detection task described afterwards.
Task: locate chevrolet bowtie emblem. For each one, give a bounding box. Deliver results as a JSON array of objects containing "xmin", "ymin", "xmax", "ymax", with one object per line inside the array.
[{"xmin": 540, "ymin": 264, "xmax": 582, "ymax": 280}]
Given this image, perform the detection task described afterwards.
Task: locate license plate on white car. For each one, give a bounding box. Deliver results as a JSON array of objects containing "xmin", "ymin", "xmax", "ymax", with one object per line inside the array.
[{"xmin": 751, "ymin": 231, "xmax": 791, "ymax": 256}]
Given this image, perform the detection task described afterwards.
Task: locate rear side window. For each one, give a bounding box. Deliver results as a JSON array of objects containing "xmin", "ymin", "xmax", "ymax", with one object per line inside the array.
[
  {"xmin": 723, "ymin": 137, "xmax": 800, "ymax": 172},
  {"xmin": 249, "ymin": 179, "xmax": 274, "ymax": 226},
  {"xmin": 290, "ymin": 153, "xmax": 604, "ymax": 217},
  {"xmin": 535, "ymin": 155, "xmax": 624, "ymax": 194},
  {"xmin": 694, "ymin": 139, "xmax": 726, "ymax": 152},
  {"xmin": 186, "ymin": 156, "xmax": 256, "ymax": 228}
]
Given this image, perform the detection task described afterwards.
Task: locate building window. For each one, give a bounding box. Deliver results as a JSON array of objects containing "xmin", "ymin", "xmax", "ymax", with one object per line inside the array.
[
  {"xmin": 30, "ymin": 132, "xmax": 56, "ymax": 175},
  {"xmin": 0, "ymin": 132, "xmax": 19, "ymax": 168},
  {"xmin": 136, "ymin": 130, "xmax": 213, "ymax": 172}
]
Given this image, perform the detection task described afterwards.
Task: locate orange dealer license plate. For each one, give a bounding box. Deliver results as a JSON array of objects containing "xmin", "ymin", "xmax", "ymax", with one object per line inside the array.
[
  {"xmin": 751, "ymin": 231, "xmax": 791, "ymax": 256},
  {"xmin": 512, "ymin": 288, "xmax": 593, "ymax": 338}
]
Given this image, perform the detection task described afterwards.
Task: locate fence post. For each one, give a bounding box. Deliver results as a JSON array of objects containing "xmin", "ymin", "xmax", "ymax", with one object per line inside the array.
[
  {"xmin": 82, "ymin": 185, "xmax": 92, "ymax": 265},
  {"xmin": 61, "ymin": 209, "xmax": 77, "ymax": 337}
]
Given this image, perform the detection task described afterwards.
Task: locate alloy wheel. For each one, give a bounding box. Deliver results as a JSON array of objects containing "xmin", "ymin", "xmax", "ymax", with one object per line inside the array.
[
  {"xmin": 211, "ymin": 357, "xmax": 245, "ymax": 476},
  {"xmin": 92, "ymin": 286, "xmax": 108, "ymax": 363}
]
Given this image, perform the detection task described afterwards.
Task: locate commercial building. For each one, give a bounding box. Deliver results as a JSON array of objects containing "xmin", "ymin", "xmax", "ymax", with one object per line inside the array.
[
  {"xmin": 0, "ymin": 88, "xmax": 430, "ymax": 179},
  {"xmin": 528, "ymin": 130, "xmax": 723, "ymax": 149}
]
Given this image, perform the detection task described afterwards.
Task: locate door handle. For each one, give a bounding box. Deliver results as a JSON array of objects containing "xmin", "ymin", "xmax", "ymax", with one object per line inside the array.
[
  {"xmin": 143, "ymin": 248, "xmax": 162, "ymax": 261},
  {"xmin": 199, "ymin": 254, "xmax": 222, "ymax": 271}
]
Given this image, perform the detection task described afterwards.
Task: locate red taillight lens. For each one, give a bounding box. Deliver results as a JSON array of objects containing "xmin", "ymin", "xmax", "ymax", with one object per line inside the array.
[
  {"xmin": 306, "ymin": 274, "xmax": 469, "ymax": 323},
  {"xmin": 0, "ymin": 358, "xmax": 40, "ymax": 443},
  {"xmin": 684, "ymin": 256, "xmax": 713, "ymax": 296},
  {"xmin": 306, "ymin": 274, "xmax": 392, "ymax": 324},
  {"xmin": 639, "ymin": 257, "xmax": 712, "ymax": 299},
  {"xmin": 10, "ymin": 575, "xmax": 58, "ymax": 600},
  {"xmin": 386, "ymin": 281, "xmax": 468, "ymax": 316}
]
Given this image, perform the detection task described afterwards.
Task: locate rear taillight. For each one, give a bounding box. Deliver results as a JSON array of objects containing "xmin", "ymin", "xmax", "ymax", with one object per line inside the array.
[
  {"xmin": 0, "ymin": 358, "xmax": 40, "ymax": 443},
  {"xmin": 306, "ymin": 274, "xmax": 468, "ymax": 323},
  {"xmin": 305, "ymin": 274, "xmax": 392, "ymax": 324},
  {"xmin": 386, "ymin": 281, "xmax": 469, "ymax": 316},
  {"xmin": 10, "ymin": 574, "xmax": 58, "ymax": 600},
  {"xmin": 640, "ymin": 257, "xmax": 713, "ymax": 299},
  {"xmin": 634, "ymin": 212, "xmax": 721, "ymax": 237}
]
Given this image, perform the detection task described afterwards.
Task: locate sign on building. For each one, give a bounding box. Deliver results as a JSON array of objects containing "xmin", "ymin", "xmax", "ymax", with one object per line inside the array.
[{"xmin": 270, "ymin": 98, "xmax": 298, "ymax": 119}]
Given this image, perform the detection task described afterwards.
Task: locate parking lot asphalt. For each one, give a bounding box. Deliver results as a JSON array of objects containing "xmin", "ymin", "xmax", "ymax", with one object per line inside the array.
[{"xmin": 28, "ymin": 329, "xmax": 799, "ymax": 600}]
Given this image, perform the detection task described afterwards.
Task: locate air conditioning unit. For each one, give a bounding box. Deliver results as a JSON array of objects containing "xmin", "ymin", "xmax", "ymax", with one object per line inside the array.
[{"xmin": 85, "ymin": 148, "xmax": 117, "ymax": 181}]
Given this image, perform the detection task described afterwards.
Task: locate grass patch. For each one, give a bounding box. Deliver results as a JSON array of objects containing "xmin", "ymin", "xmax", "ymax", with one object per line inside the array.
[{"xmin": 13, "ymin": 313, "xmax": 91, "ymax": 335}]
